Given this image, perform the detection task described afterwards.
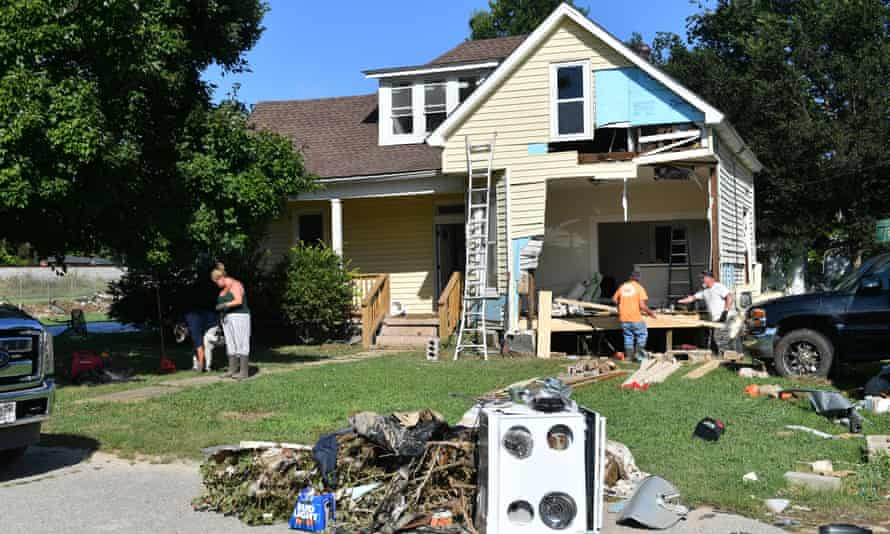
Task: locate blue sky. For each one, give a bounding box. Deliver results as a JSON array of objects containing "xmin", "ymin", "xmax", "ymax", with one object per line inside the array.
[{"xmin": 204, "ymin": 1, "xmax": 709, "ymax": 106}]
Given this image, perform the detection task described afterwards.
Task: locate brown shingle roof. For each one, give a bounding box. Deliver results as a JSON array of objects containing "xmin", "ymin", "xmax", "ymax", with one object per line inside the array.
[
  {"xmin": 363, "ymin": 35, "xmax": 528, "ymax": 76},
  {"xmin": 249, "ymin": 94, "xmax": 441, "ymax": 179},
  {"xmin": 428, "ymin": 35, "xmax": 528, "ymax": 65}
]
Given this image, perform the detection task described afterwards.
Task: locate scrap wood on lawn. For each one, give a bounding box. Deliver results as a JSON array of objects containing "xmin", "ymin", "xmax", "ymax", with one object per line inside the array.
[{"xmin": 43, "ymin": 337, "xmax": 890, "ymax": 525}]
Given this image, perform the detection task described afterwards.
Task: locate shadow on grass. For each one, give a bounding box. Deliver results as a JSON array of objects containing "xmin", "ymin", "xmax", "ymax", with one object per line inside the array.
[
  {"xmin": 0, "ymin": 434, "xmax": 99, "ymax": 484},
  {"xmin": 49, "ymin": 331, "xmax": 360, "ymax": 388}
]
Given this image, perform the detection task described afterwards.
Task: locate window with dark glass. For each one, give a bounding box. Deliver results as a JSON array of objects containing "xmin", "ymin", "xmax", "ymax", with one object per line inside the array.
[
  {"xmin": 458, "ymin": 76, "xmax": 479, "ymax": 103},
  {"xmin": 425, "ymin": 81, "xmax": 447, "ymax": 132},
  {"xmin": 555, "ymin": 65, "xmax": 585, "ymax": 136},
  {"xmin": 298, "ymin": 214, "xmax": 323, "ymax": 245},
  {"xmin": 391, "ymin": 83, "xmax": 413, "ymax": 135}
]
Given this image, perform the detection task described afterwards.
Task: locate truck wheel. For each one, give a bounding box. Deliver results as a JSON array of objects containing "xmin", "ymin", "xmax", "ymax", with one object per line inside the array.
[
  {"xmin": 0, "ymin": 446, "xmax": 27, "ymax": 464},
  {"xmin": 774, "ymin": 329, "xmax": 834, "ymax": 378}
]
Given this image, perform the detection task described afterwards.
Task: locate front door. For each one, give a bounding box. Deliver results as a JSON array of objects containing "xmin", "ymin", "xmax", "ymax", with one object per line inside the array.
[{"xmin": 435, "ymin": 223, "xmax": 465, "ymax": 303}]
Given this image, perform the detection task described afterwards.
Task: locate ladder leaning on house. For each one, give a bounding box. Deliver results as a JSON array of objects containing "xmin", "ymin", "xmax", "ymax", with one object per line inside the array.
[
  {"xmin": 666, "ymin": 225, "xmax": 695, "ymax": 303},
  {"xmin": 454, "ymin": 134, "xmax": 496, "ymax": 360}
]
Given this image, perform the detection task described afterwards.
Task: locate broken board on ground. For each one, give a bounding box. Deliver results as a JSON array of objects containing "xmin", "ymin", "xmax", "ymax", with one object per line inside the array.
[{"xmin": 622, "ymin": 358, "xmax": 681, "ymax": 386}]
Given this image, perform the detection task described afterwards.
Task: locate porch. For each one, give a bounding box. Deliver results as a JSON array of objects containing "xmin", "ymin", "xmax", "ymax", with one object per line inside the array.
[{"xmin": 534, "ymin": 171, "xmax": 713, "ymax": 308}]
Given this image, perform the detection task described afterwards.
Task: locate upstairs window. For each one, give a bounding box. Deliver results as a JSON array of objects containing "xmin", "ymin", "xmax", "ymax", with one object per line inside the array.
[
  {"xmin": 550, "ymin": 61, "xmax": 591, "ymax": 141},
  {"xmin": 424, "ymin": 80, "xmax": 447, "ymax": 132},
  {"xmin": 458, "ymin": 76, "xmax": 480, "ymax": 103},
  {"xmin": 392, "ymin": 83, "xmax": 413, "ymax": 135}
]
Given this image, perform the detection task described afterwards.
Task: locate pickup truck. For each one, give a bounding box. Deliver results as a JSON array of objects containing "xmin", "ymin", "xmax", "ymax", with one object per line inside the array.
[
  {"xmin": 744, "ymin": 253, "xmax": 890, "ymax": 377},
  {"xmin": 0, "ymin": 305, "xmax": 55, "ymax": 463}
]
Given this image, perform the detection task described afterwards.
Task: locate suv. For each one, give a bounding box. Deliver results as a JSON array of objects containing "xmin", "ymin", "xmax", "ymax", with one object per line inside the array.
[
  {"xmin": 0, "ymin": 304, "xmax": 55, "ymax": 462},
  {"xmin": 744, "ymin": 253, "xmax": 890, "ymax": 377}
]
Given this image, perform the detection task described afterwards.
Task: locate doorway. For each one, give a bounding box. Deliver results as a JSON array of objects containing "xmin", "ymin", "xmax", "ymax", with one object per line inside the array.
[{"xmin": 435, "ymin": 223, "xmax": 465, "ymax": 303}]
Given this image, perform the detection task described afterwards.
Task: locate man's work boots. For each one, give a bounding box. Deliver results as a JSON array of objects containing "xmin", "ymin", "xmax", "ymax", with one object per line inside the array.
[
  {"xmin": 235, "ymin": 355, "xmax": 249, "ymax": 380},
  {"xmin": 220, "ymin": 355, "xmax": 237, "ymax": 378}
]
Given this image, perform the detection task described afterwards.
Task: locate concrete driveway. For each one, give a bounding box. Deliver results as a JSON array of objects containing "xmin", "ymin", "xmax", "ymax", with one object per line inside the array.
[{"xmin": 0, "ymin": 446, "xmax": 787, "ymax": 534}]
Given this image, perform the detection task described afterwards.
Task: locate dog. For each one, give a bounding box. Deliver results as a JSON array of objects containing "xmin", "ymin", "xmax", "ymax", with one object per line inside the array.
[{"xmin": 201, "ymin": 324, "xmax": 225, "ymax": 371}]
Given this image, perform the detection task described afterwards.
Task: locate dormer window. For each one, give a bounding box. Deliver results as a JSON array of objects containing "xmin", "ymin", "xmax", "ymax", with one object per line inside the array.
[
  {"xmin": 392, "ymin": 83, "xmax": 413, "ymax": 134},
  {"xmin": 550, "ymin": 60, "xmax": 592, "ymax": 141},
  {"xmin": 458, "ymin": 76, "xmax": 480, "ymax": 103},
  {"xmin": 425, "ymin": 80, "xmax": 447, "ymax": 132}
]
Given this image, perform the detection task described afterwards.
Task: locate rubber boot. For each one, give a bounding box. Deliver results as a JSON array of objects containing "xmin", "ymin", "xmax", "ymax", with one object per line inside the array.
[
  {"xmin": 235, "ymin": 355, "xmax": 249, "ymax": 380},
  {"xmin": 635, "ymin": 346, "xmax": 648, "ymax": 363},
  {"xmin": 220, "ymin": 355, "xmax": 237, "ymax": 378}
]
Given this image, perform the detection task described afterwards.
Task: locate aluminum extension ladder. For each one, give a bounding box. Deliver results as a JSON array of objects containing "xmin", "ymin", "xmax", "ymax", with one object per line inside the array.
[{"xmin": 454, "ymin": 134, "xmax": 496, "ymax": 360}]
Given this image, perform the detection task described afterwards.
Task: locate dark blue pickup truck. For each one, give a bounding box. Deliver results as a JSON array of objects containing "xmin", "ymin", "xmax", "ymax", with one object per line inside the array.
[
  {"xmin": 0, "ymin": 305, "xmax": 55, "ymax": 463},
  {"xmin": 744, "ymin": 253, "xmax": 890, "ymax": 377}
]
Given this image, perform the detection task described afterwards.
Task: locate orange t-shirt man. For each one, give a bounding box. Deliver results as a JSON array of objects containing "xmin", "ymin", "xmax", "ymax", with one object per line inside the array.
[{"xmin": 613, "ymin": 280, "xmax": 648, "ymax": 323}]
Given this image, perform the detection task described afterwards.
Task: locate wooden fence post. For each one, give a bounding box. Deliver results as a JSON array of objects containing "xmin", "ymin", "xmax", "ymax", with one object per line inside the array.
[{"xmin": 536, "ymin": 290, "xmax": 552, "ymax": 359}]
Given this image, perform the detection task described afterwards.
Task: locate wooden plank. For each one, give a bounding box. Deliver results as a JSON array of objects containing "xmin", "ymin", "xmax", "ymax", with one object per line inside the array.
[
  {"xmin": 562, "ymin": 370, "xmax": 629, "ymax": 389},
  {"xmin": 551, "ymin": 317, "xmax": 594, "ymax": 333},
  {"xmin": 683, "ymin": 360, "xmax": 721, "ymax": 380},
  {"xmin": 536, "ymin": 290, "xmax": 552, "ymax": 359},
  {"xmin": 555, "ymin": 298, "xmax": 723, "ymax": 329}
]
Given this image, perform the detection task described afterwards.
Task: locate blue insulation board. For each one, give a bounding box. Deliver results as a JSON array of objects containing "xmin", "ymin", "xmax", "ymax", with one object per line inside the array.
[{"xmin": 594, "ymin": 67, "xmax": 704, "ymax": 128}]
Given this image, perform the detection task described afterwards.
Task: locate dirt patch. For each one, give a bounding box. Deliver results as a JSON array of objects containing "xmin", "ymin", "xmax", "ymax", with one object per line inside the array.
[{"xmin": 218, "ymin": 411, "xmax": 275, "ymax": 422}]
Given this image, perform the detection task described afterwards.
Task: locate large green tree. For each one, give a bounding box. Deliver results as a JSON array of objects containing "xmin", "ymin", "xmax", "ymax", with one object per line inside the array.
[
  {"xmin": 469, "ymin": 0, "xmax": 588, "ymax": 39},
  {"xmin": 0, "ymin": 0, "xmax": 311, "ymax": 271},
  {"xmin": 654, "ymin": 0, "xmax": 890, "ymax": 263}
]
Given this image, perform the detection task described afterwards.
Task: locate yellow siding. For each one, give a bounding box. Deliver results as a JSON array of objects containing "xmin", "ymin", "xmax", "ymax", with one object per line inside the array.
[
  {"xmin": 442, "ymin": 18, "xmax": 633, "ymax": 239},
  {"xmin": 343, "ymin": 194, "xmax": 462, "ymax": 314},
  {"xmin": 259, "ymin": 201, "xmax": 330, "ymax": 269}
]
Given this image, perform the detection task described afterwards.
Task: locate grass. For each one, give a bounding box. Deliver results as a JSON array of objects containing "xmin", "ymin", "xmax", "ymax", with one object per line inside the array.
[
  {"xmin": 41, "ymin": 333, "xmax": 890, "ymax": 525},
  {"xmin": 39, "ymin": 311, "xmax": 111, "ymax": 325}
]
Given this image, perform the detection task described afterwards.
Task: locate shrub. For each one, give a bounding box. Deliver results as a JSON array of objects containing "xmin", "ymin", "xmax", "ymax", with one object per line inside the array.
[{"xmin": 277, "ymin": 244, "xmax": 354, "ymax": 343}]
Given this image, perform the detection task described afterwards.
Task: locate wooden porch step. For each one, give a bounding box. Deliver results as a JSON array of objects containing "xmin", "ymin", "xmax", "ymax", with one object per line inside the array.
[
  {"xmin": 379, "ymin": 325, "xmax": 438, "ymax": 337},
  {"xmin": 383, "ymin": 315, "xmax": 439, "ymax": 327},
  {"xmin": 375, "ymin": 335, "xmax": 435, "ymax": 348}
]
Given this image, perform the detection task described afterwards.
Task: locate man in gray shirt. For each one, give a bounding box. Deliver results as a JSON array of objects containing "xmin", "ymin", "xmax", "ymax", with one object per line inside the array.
[{"xmin": 678, "ymin": 271, "xmax": 734, "ymax": 353}]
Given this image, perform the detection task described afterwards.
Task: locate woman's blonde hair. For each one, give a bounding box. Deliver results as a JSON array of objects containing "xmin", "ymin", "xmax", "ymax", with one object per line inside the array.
[{"xmin": 210, "ymin": 262, "xmax": 227, "ymax": 281}]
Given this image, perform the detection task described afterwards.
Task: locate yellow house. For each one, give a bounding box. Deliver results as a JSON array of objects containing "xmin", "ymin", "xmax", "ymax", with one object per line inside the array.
[{"xmin": 252, "ymin": 3, "xmax": 762, "ymax": 347}]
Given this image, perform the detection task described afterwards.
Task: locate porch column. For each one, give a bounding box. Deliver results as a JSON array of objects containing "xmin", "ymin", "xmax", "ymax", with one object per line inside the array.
[{"xmin": 330, "ymin": 198, "xmax": 343, "ymax": 255}]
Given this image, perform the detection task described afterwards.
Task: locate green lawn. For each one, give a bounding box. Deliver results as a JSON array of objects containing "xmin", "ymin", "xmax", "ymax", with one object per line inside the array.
[
  {"xmin": 42, "ymin": 333, "xmax": 890, "ymax": 525},
  {"xmin": 39, "ymin": 311, "xmax": 111, "ymax": 325}
]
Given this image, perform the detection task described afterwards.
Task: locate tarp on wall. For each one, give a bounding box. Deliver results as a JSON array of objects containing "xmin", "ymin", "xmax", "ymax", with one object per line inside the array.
[{"xmin": 594, "ymin": 67, "xmax": 704, "ymax": 128}]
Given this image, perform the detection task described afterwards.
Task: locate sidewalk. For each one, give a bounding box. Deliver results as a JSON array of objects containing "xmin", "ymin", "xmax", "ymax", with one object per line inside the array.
[{"xmin": 76, "ymin": 349, "xmax": 393, "ymax": 404}]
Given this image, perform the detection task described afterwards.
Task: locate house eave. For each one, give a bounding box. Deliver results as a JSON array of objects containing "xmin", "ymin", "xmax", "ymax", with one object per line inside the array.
[{"xmin": 363, "ymin": 60, "xmax": 500, "ymax": 79}]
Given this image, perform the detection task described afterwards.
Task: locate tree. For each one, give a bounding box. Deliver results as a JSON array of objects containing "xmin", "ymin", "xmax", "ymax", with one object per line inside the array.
[
  {"xmin": 0, "ymin": 1, "xmax": 312, "ymax": 271},
  {"xmin": 654, "ymin": 0, "xmax": 890, "ymax": 264},
  {"xmin": 469, "ymin": 0, "xmax": 588, "ymax": 39}
]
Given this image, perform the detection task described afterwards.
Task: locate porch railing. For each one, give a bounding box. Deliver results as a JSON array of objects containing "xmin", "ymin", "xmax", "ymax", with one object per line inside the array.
[
  {"xmin": 437, "ymin": 272, "xmax": 462, "ymax": 340},
  {"xmin": 352, "ymin": 273, "xmax": 390, "ymax": 348}
]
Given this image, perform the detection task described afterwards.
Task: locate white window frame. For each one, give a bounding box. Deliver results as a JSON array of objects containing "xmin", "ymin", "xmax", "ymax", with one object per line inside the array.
[
  {"xmin": 550, "ymin": 60, "xmax": 592, "ymax": 142},
  {"xmin": 424, "ymin": 80, "xmax": 447, "ymax": 134},
  {"xmin": 390, "ymin": 82, "xmax": 414, "ymax": 136}
]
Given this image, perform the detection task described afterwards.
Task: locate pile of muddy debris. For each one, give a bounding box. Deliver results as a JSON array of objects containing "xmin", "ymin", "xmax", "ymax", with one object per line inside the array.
[{"xmin": 193, "ymin": 410, "xmax": 477, "ymax": 532}]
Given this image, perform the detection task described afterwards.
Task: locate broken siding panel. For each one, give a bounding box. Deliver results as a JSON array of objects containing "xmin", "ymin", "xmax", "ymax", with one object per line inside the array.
[
  {"xmin": 343, "ymin": 194, "xmax": 460, "ymax": 314},
  {"xmin": 440, "ymin": 18, "xmax": 632, "ymax": 240}
]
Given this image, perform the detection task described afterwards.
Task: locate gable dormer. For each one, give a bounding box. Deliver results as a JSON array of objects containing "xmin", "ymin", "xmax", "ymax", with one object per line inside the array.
[{"xmin": 364, "ymin": 36, "xmax": 526, "ymax": 146}]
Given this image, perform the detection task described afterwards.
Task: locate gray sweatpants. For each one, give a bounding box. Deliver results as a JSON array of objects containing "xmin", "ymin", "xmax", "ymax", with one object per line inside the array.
[{"xmin": 222, "ymin": 313, "xmax": 251, "ymax": 356}]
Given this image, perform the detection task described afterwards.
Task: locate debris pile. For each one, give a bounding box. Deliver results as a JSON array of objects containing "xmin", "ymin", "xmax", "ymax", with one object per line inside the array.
[{"xmin": 193, "ymin": 411, "xmax": 479, "ymax": 531}]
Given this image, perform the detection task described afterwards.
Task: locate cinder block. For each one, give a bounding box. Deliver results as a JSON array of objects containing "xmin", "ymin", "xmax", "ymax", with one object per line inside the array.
[
  {"xmin": 866, "ymin": 435, "xmax": 890, "ymax": 461},
  {"xmin": 783, "ymin": 471, "xmax": 841, "ymax": 491}
]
